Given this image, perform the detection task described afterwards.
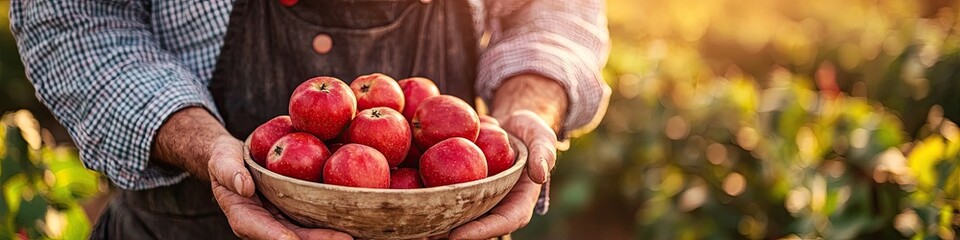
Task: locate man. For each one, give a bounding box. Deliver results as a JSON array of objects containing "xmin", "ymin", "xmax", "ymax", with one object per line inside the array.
[{"xmin": 10, "ymin": 0, "xmax": 609, "ymax": 239}]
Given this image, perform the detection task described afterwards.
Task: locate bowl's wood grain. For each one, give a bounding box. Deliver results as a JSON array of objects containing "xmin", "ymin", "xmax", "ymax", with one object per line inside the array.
[{"xmin": 244, "ymin": 135, "xmax": 527, "ymax": 239}]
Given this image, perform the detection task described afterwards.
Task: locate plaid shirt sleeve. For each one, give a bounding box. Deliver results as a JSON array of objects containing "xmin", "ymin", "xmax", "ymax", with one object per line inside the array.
[
  {"xmin": 477, "ymin": 0, "xmax": 612, "ymax": 138},
  {"xmin": 476, "ymin": 0, "xmax": 611, "ymax": 215},
  {"xmin": 9, "ymin": 0, "xmax": 222, "ymax": 190}
]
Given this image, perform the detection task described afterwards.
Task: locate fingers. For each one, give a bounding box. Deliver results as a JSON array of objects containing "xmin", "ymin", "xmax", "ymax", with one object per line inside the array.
[
  {"xmin": 502, "ymin": 111, "xmax": 557, "ymax": 184},
  {"xmin": 291, "ymin": 228, "xmax": 353, "ymax": 240},
  {"xmin": 211, "ymin": 178, "xmax": 299, "ymax": 240},
  {"xmin": 208, "ymin": 136, "xmax": 255, "ymax": 197},
  {"xmin": 212, "ymin": 179, "xmax": 354, "ymax": 240},
  {"xmin": 449, "ymin": 174, "xmax": 542, "ymax": 239},
  {"xmin": 428, "ymin": 233, "xmax": 450, "ymax": 239}
]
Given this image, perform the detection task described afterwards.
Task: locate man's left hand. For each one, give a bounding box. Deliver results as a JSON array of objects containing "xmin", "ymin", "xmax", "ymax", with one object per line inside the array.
[{"xmin": 448, "ymin": 74, "xmax": 567, "ymax": 239}]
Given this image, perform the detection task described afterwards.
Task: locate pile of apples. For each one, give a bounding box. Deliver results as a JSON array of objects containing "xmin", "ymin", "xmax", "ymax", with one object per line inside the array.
[{"xmin": 248, "ymin": 73, "xmax": 516, "ymax": 189}]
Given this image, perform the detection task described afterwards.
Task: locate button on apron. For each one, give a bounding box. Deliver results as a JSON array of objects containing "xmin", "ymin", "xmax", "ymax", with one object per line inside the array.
[{"xmin": 313, "ymin": 34, "xmax": 333, "ymax": 54}]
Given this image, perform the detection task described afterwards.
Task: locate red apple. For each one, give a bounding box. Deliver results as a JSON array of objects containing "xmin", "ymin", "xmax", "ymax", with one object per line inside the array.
[
  {"xmin": 344, "ymin": 107, "xmax": 411, "ymax": 167},
  {"xmin": 479, "ymin": 115, "xmax": 500, "ymax": 126},
  {"xmin": 351, "ymin": 73, "xmax": 405, "ymax": 112},
  {"xmin": 398, "ymin": 142, "xmax": 421, "ymax": 168},
  {"xmin": 412, "ymin": 95, "xmax": 480, "ymax": 149},
  {"xmin": 289, "ymin": 76, "xmax": 357, "ymax": 140},
  {"xmin": 390, "ymin": 168, "xmax": 423, "ymax": 189},
  {"xmin": 266, "ymin": 133, "xmax": 330, "ymax": 182},
  {"xmin": 476, "ymin": 123, "xmax": 516, "ymax": 175},
  {"xmin": 249, "ymin": 115, "xmax": 295, "ymax": 165},
  {"xmin": 419, "ymin": 138, "xmax": 487, "ymax": 187},
  {"xmin": 398, "ymin": 77, "xmax": 440, "ymax": 121},
  {"xmin": 323, "ymin": 144, "xmax": 391, "ymax": 188}
]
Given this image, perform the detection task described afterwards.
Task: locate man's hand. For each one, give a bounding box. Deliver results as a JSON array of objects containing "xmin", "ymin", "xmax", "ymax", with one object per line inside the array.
[
  {"xmin": 153, "ymin": 107, "xmax": 352, "ymax": 240},
  {"xmin": 448, "ymin": 74, "xmax": 567, "ymax": 239},
  {"xmin": 207, "ymin": 136, "xmax": 352, "ymax": 240}
]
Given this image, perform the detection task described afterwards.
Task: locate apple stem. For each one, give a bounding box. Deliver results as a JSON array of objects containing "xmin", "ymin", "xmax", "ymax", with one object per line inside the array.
[{"xmin": 314, "ymin": 82, "xmax": 329, "ymax": 92}]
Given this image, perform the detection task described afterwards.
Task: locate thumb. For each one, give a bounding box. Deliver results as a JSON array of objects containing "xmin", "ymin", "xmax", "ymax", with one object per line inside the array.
[
  {"xmin": 208, "ymin": 136, "xmax": 256, "ymax": 197},
  {"xmin": 503, "ymin": 111, "xmax": 557, "ymax": 184}
]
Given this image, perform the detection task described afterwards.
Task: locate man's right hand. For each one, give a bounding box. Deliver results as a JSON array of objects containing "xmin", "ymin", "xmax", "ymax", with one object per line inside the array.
[
  {"xmin": 154, "ymin": 107, "xmax": 351, "ymax": 240},
  {"xmin": 207, "ymin": 136, "xmax": 353, "ymax": 240}
]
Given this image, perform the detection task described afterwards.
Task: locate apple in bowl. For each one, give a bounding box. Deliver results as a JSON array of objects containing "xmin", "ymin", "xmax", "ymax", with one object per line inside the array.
[{"xmin": 243, "ymin": 133, "xmax": 526, "ymax": 239}]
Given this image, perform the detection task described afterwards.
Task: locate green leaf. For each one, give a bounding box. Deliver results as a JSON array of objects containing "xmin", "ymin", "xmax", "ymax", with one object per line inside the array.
[
  {"xmin": 935, "ymin": 160, "xmax": 955, "ymax": 192},
  {"xmin": 61, "ymin": 204, "xmax": 91, "ymax": 240},
  {"xmin": 3, "ymin": 173, "xmax": 26, "ymax": 213},
  {"xmin": 2, "ymin": 127, "xmax": 30, "ymax": 183},
  {"xmin": 14, "ymin": 195, "xmax": 46, "ymax": 228},
  {"xmin": 1, "ymin": 149, "xmax": 22, "ymax": 184},
  {"xmin": 908, "ymin": 136, "xmax": 945, "ymax": 194},
  {"xmin": 0, "ymin": 187, "xmax": 6, "ymax": 217},
  {"xmin": 47, "ymin": 167, "xmax": 100, "ymax": 203}
]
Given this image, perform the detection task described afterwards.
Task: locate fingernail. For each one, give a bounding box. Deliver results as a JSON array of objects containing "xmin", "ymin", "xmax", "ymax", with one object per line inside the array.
[
  {"xmin": 233, "ymin": 172, "xmax": 245, "ymax": 194},
  {"xmin": 539, "ymin": 157, "xmax": 550, "ymax": 183}
]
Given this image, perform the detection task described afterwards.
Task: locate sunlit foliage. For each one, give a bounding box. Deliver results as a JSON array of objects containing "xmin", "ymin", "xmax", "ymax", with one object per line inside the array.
[
  {"xmin": 517, "ymin": 0, "xmax": 960, "ymax": 239},
  {"xmin": 0, "ymin": 111, "xmax": 103, "ymax": 239}
]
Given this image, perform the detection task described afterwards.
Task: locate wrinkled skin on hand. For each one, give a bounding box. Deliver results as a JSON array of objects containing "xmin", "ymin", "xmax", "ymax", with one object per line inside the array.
[
  {"xmin": 207, "ymin": 136, "xmax": 353, "ymax": 240},
  {"xmin": 444, "ymin": 74, "xmax": 567, "ymax": 239}
]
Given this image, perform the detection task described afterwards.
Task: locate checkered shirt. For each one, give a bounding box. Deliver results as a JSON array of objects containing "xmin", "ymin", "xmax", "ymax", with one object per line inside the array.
[{"xmin": 9, "ymin": 0, "xmax": 609, "ymax": 209}]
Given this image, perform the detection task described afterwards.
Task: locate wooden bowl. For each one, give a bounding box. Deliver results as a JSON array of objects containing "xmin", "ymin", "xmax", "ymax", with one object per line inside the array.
[{"xmin": 243, "ymin": 135, "xmax": 527, "ymax": 239}]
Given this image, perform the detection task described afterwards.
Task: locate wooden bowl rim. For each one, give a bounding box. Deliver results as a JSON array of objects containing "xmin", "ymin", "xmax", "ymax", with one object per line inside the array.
[{"xmin": 244, "ymin": 134, "xmax": 528, "ymax": 194}]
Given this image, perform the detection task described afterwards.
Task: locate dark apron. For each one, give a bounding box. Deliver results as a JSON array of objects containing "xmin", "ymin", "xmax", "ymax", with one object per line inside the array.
[
  {"xmin": 91, "ymin": 0, "xmax": 479, "ymax": 239},
  {"xmin": 211, "ymin": 0, "xmax": 479, "ymax": 137}
]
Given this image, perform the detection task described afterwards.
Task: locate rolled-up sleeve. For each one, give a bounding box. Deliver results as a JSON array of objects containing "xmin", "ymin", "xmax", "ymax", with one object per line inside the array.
[
  {"xmin": 477, "ymin": 0, "xmax": 612, "ymax": 138},
  {"xmin": 10, "ymin": 1, "xmax": 221, "ymax": 190}
]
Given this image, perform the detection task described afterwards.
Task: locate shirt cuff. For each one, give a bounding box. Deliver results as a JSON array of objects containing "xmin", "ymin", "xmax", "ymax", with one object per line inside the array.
[
  {"xmin": 476, "ymin": 33, "xmax": 611, "ymax": 139},
  {"xmin": 535, "ymin": 181, "xmax": 550, "ymax": 215},
  {"xmin": 81, "ymin": 66, "xmax": 221, "ymax": 190}
]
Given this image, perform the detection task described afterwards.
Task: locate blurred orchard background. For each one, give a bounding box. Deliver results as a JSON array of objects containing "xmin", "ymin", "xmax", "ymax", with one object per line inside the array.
[{"xmin": 3, "ymin": 0, "xmax": 960, "ymax": 239}]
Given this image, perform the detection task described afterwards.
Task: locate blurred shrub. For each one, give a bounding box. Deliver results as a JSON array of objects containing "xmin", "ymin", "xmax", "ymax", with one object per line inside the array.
[
  {"xmin": 0, "ymin": 110, "xmax": 104, "ymax": 239},
  {"xmin": 0, "ymin": 2, "xmax": 33, "ymax": 112},
  {"xmin": 517, "ymin": 0, "xmax": 960, "ymax": 239}
]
